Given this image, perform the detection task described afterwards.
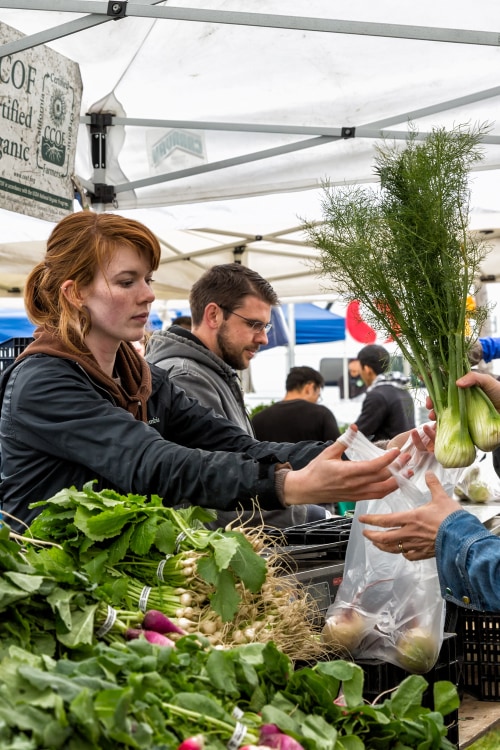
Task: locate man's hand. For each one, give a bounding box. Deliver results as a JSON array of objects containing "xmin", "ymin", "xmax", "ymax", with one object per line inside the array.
[{"xmin": 358, "ymin": 471, "xmax": 460, "ymax": 561}]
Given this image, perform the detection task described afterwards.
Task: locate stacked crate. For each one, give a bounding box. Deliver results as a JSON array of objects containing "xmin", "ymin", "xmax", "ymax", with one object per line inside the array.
[
  {"xmin": 458, "ymin": 609, "xmax": 500, "ymax": 701},
  {"xmin": 0, "ymin": 337, "xmax": 33, "ymax": 373}
]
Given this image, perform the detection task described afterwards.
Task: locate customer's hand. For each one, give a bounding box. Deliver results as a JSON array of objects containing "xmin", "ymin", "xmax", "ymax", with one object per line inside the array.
[
  {"xmin": 427, "ymin": 371, "xmax": 500, "ymax": 421},
  {"xmin": 387, "ymin": 423, "xmax": 436, "ymax": 452},
  {"xmin": 358, "ymin": 471, "xmax": 459, "ymax": 560},
  {"xmin": 456, "ymin": 371, "xmax": 500, "ymax": 412},
  {"xmin": 283, "ymin": 426, "xmax": 410, "ymax": 506}
]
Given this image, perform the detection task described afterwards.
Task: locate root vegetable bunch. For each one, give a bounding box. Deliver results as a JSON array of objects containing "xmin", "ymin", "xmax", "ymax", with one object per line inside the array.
[{"xmin": 23, "ymin": 484, "xmax": 326, "ymax": 662}]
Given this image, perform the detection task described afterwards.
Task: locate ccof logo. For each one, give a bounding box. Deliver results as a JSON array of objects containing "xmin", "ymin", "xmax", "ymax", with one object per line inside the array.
[{"xmin": 41, "ymin": 89, "xmax": 67, "ymax": 166}]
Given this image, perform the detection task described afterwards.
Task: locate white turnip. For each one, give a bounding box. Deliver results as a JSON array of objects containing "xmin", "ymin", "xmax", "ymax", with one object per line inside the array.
[
  {"xmin": 322, "ymin": 608, "xmax": 368, "ymax": 653},
  {"xmin": 395, "ymin": 626, "xmax": 439, "ymax": 673}
]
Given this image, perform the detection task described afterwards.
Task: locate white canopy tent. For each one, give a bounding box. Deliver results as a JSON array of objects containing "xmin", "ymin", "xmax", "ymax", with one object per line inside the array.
[{"xmin": 0, "ymin": 1, "xmax": 500, "ymax": 298}]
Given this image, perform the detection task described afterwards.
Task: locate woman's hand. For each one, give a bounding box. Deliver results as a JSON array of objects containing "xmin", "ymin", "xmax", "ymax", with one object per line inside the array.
[
  {"xmin": 358, "ymin": 471, "xmax": 460, "ymax": 561},
  {"xmin": 283, "ymin": 427, "xmax": 411, "ymax": 506}
]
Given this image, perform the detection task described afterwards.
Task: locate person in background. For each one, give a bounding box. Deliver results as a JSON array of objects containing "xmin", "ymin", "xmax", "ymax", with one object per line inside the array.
[
  {"xmin": 0, "ymin": 212, "xmax": 411, "ymax": 533},
  {"xmin": 252, "ymin": 365, "xmax": 341, "ymax": 444},
  {"xmin": 359, "ymin": 369, "xmax": 500, "ymax": 612},
  {"xmin": 168, "ymin": 315, "xmax": 192, "ymax": 331},
  {"xmin": 355, "ymin": 344, "xmax": 415, "ymax": 442},
  {"xmin": 469, "ymin": 336, "xmax": 500, "ymax": 367},
  {"xmin": 146, "ymin": 264, "xmax": 329, "ymax": 527},
  {"xmin": 337, "ymin": 358, "xmax": 367, "ymax": 399}
]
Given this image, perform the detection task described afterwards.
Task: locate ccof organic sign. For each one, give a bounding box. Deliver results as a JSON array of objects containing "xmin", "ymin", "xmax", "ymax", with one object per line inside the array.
[{"xmin": 0, "ymin": 22, "xmax": 82, "ymax": 221}]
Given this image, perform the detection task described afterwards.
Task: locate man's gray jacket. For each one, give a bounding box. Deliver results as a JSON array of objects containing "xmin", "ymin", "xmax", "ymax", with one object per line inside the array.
[
  {"xmin": 147, "ymin": 325, "xmax": 252, "ymax": 433},
  {"xmin": 146, "ymin": 325, "xmax": 312, "ymax": 527}
]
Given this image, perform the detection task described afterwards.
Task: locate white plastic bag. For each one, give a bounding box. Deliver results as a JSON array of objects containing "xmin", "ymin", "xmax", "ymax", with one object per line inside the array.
[{"xmin": 322, "ymin": 425, "xmax": 463, "ymax": 673}]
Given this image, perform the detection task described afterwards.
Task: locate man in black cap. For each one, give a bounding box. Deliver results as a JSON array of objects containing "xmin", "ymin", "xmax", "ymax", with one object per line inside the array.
[{"xmin": 355, "ymin": 344, "xmax": 415, "ymax": 443}]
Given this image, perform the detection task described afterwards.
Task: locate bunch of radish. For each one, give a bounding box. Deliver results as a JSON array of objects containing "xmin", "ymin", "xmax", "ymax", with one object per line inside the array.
[
  {"xmin": 125, "ymin": 609, "xmax": 185, "ymax": 648},
  {"xmin": 176, "ymin": 724, "xmax": 306, "ymax": 750}
]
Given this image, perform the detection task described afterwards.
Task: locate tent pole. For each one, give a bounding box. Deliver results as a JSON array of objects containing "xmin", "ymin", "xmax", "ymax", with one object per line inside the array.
[{"xmin": 286, "ymin": 303, "xmax": 296, "ymax": 372}]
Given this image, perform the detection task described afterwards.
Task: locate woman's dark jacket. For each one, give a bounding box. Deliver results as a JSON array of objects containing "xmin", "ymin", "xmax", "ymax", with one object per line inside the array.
[{"xmin": 0, "ymin": 353, "xmax": 326, "ymax": 527}]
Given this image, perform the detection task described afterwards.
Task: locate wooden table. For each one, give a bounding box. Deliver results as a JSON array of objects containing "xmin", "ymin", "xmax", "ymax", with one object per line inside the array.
[{"xmin": 459, "ymin": 692, "xmax": 500, "ymax": 748}]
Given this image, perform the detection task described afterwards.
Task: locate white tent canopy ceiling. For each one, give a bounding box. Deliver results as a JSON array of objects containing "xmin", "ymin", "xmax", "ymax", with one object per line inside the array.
[{"xmin": 0, "ymin": 1, "xmax": 500, "ymax": 298}]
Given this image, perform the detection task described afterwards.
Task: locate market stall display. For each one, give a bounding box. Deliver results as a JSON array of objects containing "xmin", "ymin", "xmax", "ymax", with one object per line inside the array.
[{"xmin": 0, "ymin": 484, "xmax": 461, "ymax": 749}]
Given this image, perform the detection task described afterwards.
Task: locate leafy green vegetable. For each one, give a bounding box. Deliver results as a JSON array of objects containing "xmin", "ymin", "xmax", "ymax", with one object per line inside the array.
[
  {"xmin": 0, "ymin": 636, "xmax": 458, "ymax": 749},
  {"xmin": 306, "ymin": 123, "xmax": 498, "ymax": 468},
  {"xmin": 25, "ymin": 482, "xmax": 266, "ymax": 621}
]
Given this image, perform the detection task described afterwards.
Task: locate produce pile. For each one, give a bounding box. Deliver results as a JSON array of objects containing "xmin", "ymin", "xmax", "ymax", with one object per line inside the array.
[
  {"xmin": 10, "ymin": 482, "xmax": 326, "ymax": 662},
  {"xmin": 306, "ymin": 123, "xmax": 498, "ymax": 468},
  {"xmin": 0, "ymin": 485, "xmax": 461, "ymax": 748}
]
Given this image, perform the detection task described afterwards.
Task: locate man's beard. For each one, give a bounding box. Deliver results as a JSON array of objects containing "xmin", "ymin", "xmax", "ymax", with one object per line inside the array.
[{"xmin": 216, "ymin": 326, "xmax": 254, "ymax": 371}]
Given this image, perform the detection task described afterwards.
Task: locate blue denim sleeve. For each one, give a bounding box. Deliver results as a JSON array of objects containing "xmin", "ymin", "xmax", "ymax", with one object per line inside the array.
[
  {"xmin": 479, "ymin": 337, "xmax": 500, "ymax": 364},
  {"xmin": 435, "ymin": 509, "xmax": 500, "ymax": 611}
]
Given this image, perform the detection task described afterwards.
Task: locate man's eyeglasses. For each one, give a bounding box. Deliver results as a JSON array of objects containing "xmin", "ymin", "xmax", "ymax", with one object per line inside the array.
[{"xmin": 219, "ymin": 304, "xmax": 272, "ymax": 334}]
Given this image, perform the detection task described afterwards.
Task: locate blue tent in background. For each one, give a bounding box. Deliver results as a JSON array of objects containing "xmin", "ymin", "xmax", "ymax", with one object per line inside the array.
[
  {"xmin": 262, "ymin": 303, "xmax": 345, "ymax": 350},
  {"xmin": 0, "ymin": 311, "xmax": 36, "ymax": 343},
  {"xmin": 290, "ymin": 303, "xmax": 345, "ymax": 345},
  {"xmin": 0, "ymin": 310, "xmax": 164, "ymax": 345},
  {"xmin": 0, "ymin": 305, "xmax": 344, "ymax": 347}
]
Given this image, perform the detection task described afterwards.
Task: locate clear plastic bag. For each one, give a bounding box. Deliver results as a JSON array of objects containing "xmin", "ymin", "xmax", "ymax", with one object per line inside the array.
[
  {"xmin": 322, "ymin": 425, "xmax": 464, "ymax": 673},
  {"xmin": 454, "ymin": 453, "xmax": 500, "ymax": 504}
]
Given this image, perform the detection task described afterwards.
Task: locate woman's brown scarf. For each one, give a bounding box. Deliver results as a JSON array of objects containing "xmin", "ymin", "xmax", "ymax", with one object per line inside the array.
[{"xmin": 18, "ymin": 328, "xmax": 152, "ymax": 422}]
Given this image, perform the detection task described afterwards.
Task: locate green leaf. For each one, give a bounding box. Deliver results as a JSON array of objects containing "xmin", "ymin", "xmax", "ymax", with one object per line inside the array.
[
  {"xmin": 169, "ymin": 691, "xmax": 233, "ymax": 723},
  {"xmin": 76, "ymin": 506, "xmax": 139, "ymax": 541},
  {"xmin": 261, "ymin": 704, "xmax": 302, "ymax": 735},
  {"xmin": 56, "ymin": 605, "xmax": 97, "ymax": 648},
  {"xmin": 0, "ymin": 578, "xmax": 34, "ymax": 608},
  {"xmin": 209, "ymin": 568, "xmax": 240, "ymax": 621},
  {"xmin": 301, "ymin": 713, "xmax": 338, "ymax": 750},
  {"xmin": 107, "ymin": 524, "xmax": 135, "ymax": 565},
  {"xmin": 130, "ymin": 515, "xmax": 160, "ymax": 556},
  {"xmin": 47, "ymin": 585, "xmax": 75, "ymax": 630},
  {"xmin": 196, "ymin": 553, "xmax": 219, "ymax": 585},
  {"xmin": 315, "ymin": 660, "xmax": 363, "ymax": 708},
  {"xmin": 433, "ymin": 680, "xmax": 460, "ymax": 717},
  {"xmin": 389, "ymin": 675, "xmax": 428, "ymax": 718},
  {"xmin": 154, "ymin": 520, "xmax": 178, "ymax": 554},
  {"xmin": 206, "ymin": 649, "xmax": 239, "ymax": 696},
  {"xmin": 4, "ymin": 571, "xmax": 45, "ymax": 596},
  {"xmin": 212, "ymin": 534, "xmax": 240, "ymax": 569},
  {"xmin": 226, "ymin": 532, "xmax": 267, "ymax": 592}
]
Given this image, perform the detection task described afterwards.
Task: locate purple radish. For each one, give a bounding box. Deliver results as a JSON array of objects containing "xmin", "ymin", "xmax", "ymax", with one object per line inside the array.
[{"xmin": 143, "ymin": 609, "xmax": 186, "ymax": 635}]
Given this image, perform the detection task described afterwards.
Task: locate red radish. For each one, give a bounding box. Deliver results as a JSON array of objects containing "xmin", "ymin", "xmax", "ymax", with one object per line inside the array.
[
  {"xmin": 176, "ymin": 735, "xmax": 205, "ymax": 750},
  {"xmin": 125, "ymin": 628, "xmax": 143, "ymax": 640},
  {"xmin": 259, "ymin": 725, "xmax": 281, "ymax": 739},
  {"xmin": 258, "ymin": 727, "xmax": 305, "ymax": 750},
  {"xmin": 143, "ymin": 630, "xmax": 175, "ymax": 647},
  {"xmin": 143, "ymin": 609, "xmax": 186, "ymax": 635},
  {"xmin": 125, "ymin": 627, "xmax": 175, "ymax": 647}
]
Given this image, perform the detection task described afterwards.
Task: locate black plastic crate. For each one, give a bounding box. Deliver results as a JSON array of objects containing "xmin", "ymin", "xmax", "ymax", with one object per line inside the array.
[
  {"xmin": 281, "ymin": 517, "xmax": 353, "ymax": 546},
  {"xmin": 358, "ymin": 634, "xmax": 459, "ymax": 747},
  {"xmin": 457, "ymin": 609, "xmax": 500, "ymax": 701},
  {"xmin": 0, "ymin": 337, "xmax": 33, "ymax": 373}
]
